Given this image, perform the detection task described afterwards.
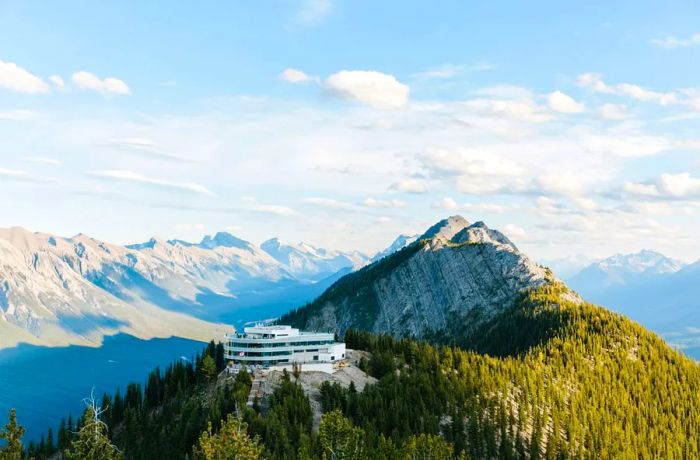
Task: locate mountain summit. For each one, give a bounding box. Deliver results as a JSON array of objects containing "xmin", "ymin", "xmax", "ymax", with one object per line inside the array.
[
  {"xmin": 282, "ymin": 216, "xmax": 556, "ymax": 341},
  {"xmin": 199, "ymin": 232, "xmax": 253, "ymax": 250},
  {"xmin": 260, "ymin": 238, "xmax": 369, "ymax": 281}
]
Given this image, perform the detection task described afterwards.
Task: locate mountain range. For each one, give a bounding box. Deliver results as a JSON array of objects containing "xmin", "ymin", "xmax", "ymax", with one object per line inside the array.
[
  {"xmin": 0, "ymin": 228, "xmax": 370, "ymax": 350},
  {"xmin": 567, "ymin": 249, "xmax": 700, "ymax": 359},
  {"xmin": 4, "ymin": 215, "xmax": 700, "ymax": 458}
]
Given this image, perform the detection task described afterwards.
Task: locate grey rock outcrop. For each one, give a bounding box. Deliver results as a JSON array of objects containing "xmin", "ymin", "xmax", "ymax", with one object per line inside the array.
[{"xmin": 284, "ymin": 216, "xmax": 552, "ymax": 340}]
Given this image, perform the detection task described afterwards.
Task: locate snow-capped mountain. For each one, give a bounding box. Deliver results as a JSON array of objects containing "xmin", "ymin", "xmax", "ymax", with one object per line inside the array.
[
  {"xmin": 371, "ymin": 234, "xmax": 419, "ymax": 262},
  {"xmin": 0, "ymin": 228, "xmax": 359, "ymax": 350},
  {"xmin": 260, "ymin": 238, "xmax": 369, "ymax": 281},
  {"xmin": 569, "ymin": 250, "xmax": 685, "ymax": 289},
  {"xmin": 567, "ymin": 250, "xmax": 700, "ymax": 359}
]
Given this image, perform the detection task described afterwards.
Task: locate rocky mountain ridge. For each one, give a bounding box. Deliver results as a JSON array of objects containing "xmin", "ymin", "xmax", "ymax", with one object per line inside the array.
[
  {"xmin": 282, "ymin": 216, "xmax": 562, "ymax": 340},
  {"xmin": 0, "ymin": 228, "xmax": 370, "ymax": 349}
]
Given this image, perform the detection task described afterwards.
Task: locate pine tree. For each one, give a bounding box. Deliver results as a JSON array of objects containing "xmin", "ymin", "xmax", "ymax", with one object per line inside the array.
[
  {"xmin": 46, "ymin": 427, "xmax": 55, "ymax": 456},
  {"xmin": 400, "ymin": 433, "xmax": 457, "ymax": 459},
  {"xmin": 64, "ymin": 398, "xmax": 122, "ymax": 460},
  {"xmin": 0, "ymin": 409, "xmax": 25, "ymax": 460},
  {"xmin": 319, "ymin": 410, "xmax": 366, "ymax": 460},
  {"xmin": 194, "ymin": 414, "xmax": 262, "ymax": 460},
  {"xmin": 201, "ymin": 355, "xmax": 218, "ymax": 382},
  {"xmin": 58, "ymin": 418, "xmax": 68, "ymax": 451}
]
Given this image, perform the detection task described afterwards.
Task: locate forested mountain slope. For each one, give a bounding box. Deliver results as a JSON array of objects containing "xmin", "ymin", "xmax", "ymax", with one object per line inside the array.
[{"xmin": 10, "ymin": 216, "xmax": 700, "ymax": 459}]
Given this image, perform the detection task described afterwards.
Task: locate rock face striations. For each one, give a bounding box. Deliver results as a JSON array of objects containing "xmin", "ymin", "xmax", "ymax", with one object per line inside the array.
[{"xmin": 282, "ymin": 216, "xmax": 554, "ymax": 341}]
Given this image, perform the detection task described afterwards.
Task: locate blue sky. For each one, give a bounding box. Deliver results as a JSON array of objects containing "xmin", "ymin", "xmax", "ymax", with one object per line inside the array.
[{"xmin": 1, "ymin": 0, "xmax": 700, "ymax": 262}]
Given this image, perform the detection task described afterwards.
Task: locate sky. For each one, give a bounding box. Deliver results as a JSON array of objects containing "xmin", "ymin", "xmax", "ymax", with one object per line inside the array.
[{"xmin": 1, "ymin": 0, "xmax": 700, "ymax": 263}]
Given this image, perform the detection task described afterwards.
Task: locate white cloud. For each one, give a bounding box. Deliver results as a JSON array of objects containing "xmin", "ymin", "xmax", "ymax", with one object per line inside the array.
[
  {"xmin": 279, "ymin": 68, "xmax": 317, "ymax": 83},
  {"xmin": 574, "ymin": 198, "xmax": 597, "ymax": 211},
  {"xmin": 623, "ymin": 173, "xmax": 700, "ymax": 200},
  {"xmin": 465, "ymin": 97, "xmax": 552, "ymax": 123},
  {"xmin": 362, "ymin": 197, "xmax": 406, "ymax": 208},
  {"xmin": 651, "ymin": 32, "xmax": 700, "ymax": 48},
  {"xmin": 415, "ymin": 62, "xmax": 493, "ymax": 78},
  {"xmin": 303, "ymin": 197, "xmax": 355, "ymax": 210},
  {"xmin": 23, "ymin": 156, "xmax": 62, "ymax": 165},
  {"xmin": 623, "ymin": 182, "xmax": 660, "ymax": 197},
  {"xmin": 0, "ymin": 167, "xmax": 29, "ymax": 178},
  {"xmin": 600, "ymin": 103, "xmax": 628, "ymax": 120},
  {"xmin": 248, "ymin": 204, "xmax": 295, "ymax": 216},
  {"xmin": 576, "ymin": 73, "xmax": 614, "ymax": 93},
  {"xmin": 0, "ymin": 167, "xmax": 47, "ymax": 183},
  {"xmin": 48, "ymin": 75, "xmax": 65, "ymax": 89},
  {"xmin": 91, "ymin": 170, "xmax": 213, "ymax": 195},
  {"xmin": 547, "ymin": 91, "xmax": 585, "ymax": 114},
  {"xmin": 106, "ymin": 137, "xmax": 191, "ymax": 163},
  {"xmin": 475, "ymin": 85, "xmax": 533, "ymax": 99},
  {"xmin": 535, "ymin": 171, "xmax": 585, "ymax": 196},
  {"xmin": 431, "ymin": 197, "xmax": 509, "ymax": 214},
  {"xmin": 656, "ymin": 173, "xmax": 700, "ymax": 198},
  {"xmin": 325, "ymin": 70, "xmax": 409, "ymax": 109},
  {"xmin": 535, "ymin": 196, "xmax": 574, "ymax": 215},
  {"xmin": 0, "ymin": 109, "xmax": 37, "ymax": 120},
  {"xmin": 237, "ymin": 196, "xmax": 295, "ymax": 215},
  {"xmin": 455, "ymin": 170, "xmax": 585, "ymax": 198},
  {"xmin": 503, "ymin": 223, "xmax": 526, "ymax": 238},
  {"xmin": 174, "ymin": 223, "xmax": 205, "ymax": 232},
  {"xmin": 293, "ymin": 0, "xmax": 332, "ymax": 25},
  {"xmin": 0, "ymin": 60, "xmax": 50, "ymax": 94},
  {"xmin": 577, "ymin": 73, "xmax": 677, "ymax": 106},
  {"xmin": 582, "ymin": 134, "xmax": 671, "ymax": 158},
  {"xmin": 389, "ymin": 179, "xmax": 428, "ymax": 194},
  {"xmin": 72, "ymin": 71, "xmax": 130, "ymax": 95},
  {"xmin": 414, "ymin": 64, "xmax": 463, "ymax": 78},
  {"xmin": 418, "ymin": 148, "xmax": 524, "ymax": 177},
  {"xmin": 616, "ymin": 83, "xmax": 676, "ymax": 105},
  {"xmin": 470, "ymin": 62, "xmax": 495, "ymax": 71}
]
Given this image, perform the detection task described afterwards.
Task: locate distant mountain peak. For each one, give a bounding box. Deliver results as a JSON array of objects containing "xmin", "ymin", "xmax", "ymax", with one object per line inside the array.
[
  {"xmin": 420, "ymin": 215, "xmax": 471, "ymax": 240},
  {"xmin": 598, "ymin": 250, "xmax": 685, "ymax": 274},
  {"xmin": 261, "ymin": 238, "xmax": 369, "ymax": 280},
  {"xmin": 199, "ymin": 232, "xmax": 252, "ymax": 250},
  {"xmin": 371, "ymin": 234, "xmax": 420, "ymax": 262},
  {"xmin": 126, "ymin": 237, "xmax": 168, "ymax": 250}
]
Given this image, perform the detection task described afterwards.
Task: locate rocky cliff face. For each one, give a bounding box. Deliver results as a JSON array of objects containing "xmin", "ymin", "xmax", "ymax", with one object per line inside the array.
[{"xmin": 282, "ymin": 216, "xmax": 555, "ymax": 340}]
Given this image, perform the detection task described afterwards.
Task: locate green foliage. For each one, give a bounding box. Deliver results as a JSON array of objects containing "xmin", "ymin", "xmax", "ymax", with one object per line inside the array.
[
  {"xmin": 318, "ymin": 410, "xmax": 366, "ymax": 460},
  {"xmin": 0, "ymin": 409, "xmax": 25, "ymax": 460},
  {"xmin": 399, "ymin": 433, "xmax": 461, "ymax": 459},
  {"xmin": 202, "ymin": 355, "xmax": 218, "ymax": 382},
  {"xmin": 64, "ymin": 403, "xmax": 122, "ymax": 460},
  {"xmin": 29, "ymin": 282, "xmax": 700, "ymax": 459},
  {"xmin": 339, "ymin": 283, "xmax": 700, "ymax": 459},
  {"xmin": 194, "ymin": 414, "xmax": 263, "ymax": 460},
  {"xmin": 247, "ymin": 370, "xmax": 314, "ymax": 459}
]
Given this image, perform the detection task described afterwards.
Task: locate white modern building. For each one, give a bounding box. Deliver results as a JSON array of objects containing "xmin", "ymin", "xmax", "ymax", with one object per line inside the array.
[{"xmin": 224, "ymin": 325, "xmax": 346, "ymax": 370}]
